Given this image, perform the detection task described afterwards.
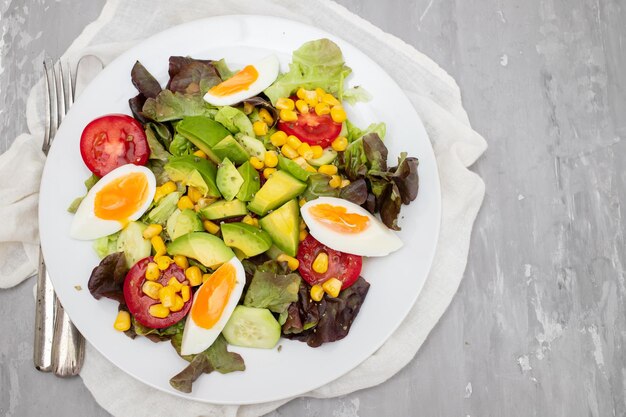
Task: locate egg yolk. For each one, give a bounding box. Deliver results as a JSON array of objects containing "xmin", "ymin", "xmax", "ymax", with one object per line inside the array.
[
  {"xmin": 191, "ymin": 262, "xmax": 236, "ymax": 329},
  {"xmin": 94, "ymin": 172, "xmax": 149, "ymax": 223},
  {"xmin": 308, "ymin": 204, "xmax": 370, "ymax": 234},
  {"xmin": 207, "ymin": 65, "xmax": 258, "ymax": 97}
]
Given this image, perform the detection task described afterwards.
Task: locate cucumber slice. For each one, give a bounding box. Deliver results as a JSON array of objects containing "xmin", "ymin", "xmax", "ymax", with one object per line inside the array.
[
  {"xmin": 117, "ymin": 221, "xmax": 152, "ymax": 268},
  {"xmin": 306, "ymin": 148, "xmax": 338, "ymax": 167},
  {"xmin": 222, "ymin": 306, "xmax": 281, "ymax": 349}
]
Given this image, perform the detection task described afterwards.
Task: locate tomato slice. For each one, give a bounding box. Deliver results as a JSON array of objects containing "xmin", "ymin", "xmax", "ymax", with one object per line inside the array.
[
  {"xmin": 297, "ymin": 234, "xmax": 362, "ymax": 289},
  {"xmin": 123, "ymin": 257, "xmax": 192, "ymax": 329},
  {"xmin": 80, "ymin": 114, "xmax": 149, "ymax": 177},
  {"xmin": 278, "ymin": 110, "xmax": 342, "ymax": 148}
]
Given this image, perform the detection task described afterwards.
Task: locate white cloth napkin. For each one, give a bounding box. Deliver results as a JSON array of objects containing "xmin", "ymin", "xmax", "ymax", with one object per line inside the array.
[{"xmin": 0, "ymin": 0, "xmax": 487, "ymax": 415}]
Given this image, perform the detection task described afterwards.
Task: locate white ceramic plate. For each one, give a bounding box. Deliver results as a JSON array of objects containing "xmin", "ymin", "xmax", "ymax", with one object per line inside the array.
[{"xmin": 39, "ymin": 15, "xmax": 441, "ymax": 404}]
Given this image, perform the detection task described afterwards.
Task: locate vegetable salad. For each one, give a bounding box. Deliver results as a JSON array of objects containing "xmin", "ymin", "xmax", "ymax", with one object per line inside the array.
[{"xmin": 70, "ymin": 39, "xmax": 420, "ymax": 393}]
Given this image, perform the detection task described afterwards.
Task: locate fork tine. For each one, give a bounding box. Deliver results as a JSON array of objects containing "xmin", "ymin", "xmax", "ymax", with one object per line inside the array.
[
  {"xmin": 66, "ymin": 62, "xmax": 75, "ymax": 106},
  {"xmin": 42, "ymin": 59, "xmax": 56, "ymax": 155},
  {"xmin": 55, "ymin": 62, "xmax": 65, "ymax": 128}
]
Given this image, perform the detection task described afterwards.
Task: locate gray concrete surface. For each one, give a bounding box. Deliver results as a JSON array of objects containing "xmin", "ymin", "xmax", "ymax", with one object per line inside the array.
[{"xmin": 1, "ymin": 0, "xmax": 625, "ymax": 416}]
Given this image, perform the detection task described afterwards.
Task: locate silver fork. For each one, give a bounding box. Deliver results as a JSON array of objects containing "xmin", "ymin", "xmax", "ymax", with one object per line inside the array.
[{"xmin": 34, "ymin": 59, "xmax": 85, "ymax": 376}]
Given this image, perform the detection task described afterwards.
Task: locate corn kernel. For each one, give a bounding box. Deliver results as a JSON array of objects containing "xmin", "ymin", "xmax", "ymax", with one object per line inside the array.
[
  {"xmin": 329, "ymin": 175, "xmax": 342, "ymax": 188},
  {"xmin": 155, "ymin": 255, "xmax": 173, "ymax": 271},
  {"xmin": 185, "ymin": 266, "xmax": 203, "ymax": 286},
  {"xmin": 322, "ymin": 277, "xmax": 342, "ymax": 298},
  {"xmin": 167, "ymin": 277, "xmax": 183, "ymax": 292},
  {"xmin": 314, "ymin": 102, "xmax": 330, "ymax": 116},
  {"xmin": 296, "ymin": 87, "xmax": 308, "ymax": 100},
  {"xmin": 299, "ymin": 198, "xmax": 307, "ymax": 208},
  {"xmin": 310, "ymin": 145, "xmax": 324, "ymax": 159},
  {"xmin": 253, "ymin": 120, "xmax": 269, "ymax": 136},
  {"xmin": 148, "ymin": 303, "xmax": 170, "ymax": 318},
  {"xmin": 249, "ymin": 156, "xmax": 265, "ymax": 170},
  {"xmin": 312, "ymin": 252, "xmax": 329, "ymax": 274},
  {"xmin": 297, "ymin": 142, "xmax": 313, "ymax": 159},
  {"xmin": 181, "ymin": 285, "xmax": 191, "ymax": 302},
  {"xmin": 277, "ymin": 254, "xmax": 299, "ymax": 271},
  {"xmin": 202, "ymin": 273, "xmax": 212, "ymax": 284},
  {"xmin": 187, "ymin": 186, "xmax": 203, "ymax": 203},
  {"xmin": 295, "ymin": 99, "xmax": 309, "ymax": 114},
  {"xmin": 243, "ymin": 102, "xmax": 254, "ymax": 114},
  {"xmin": 279, "ymin": 109, "xmax": 298, "ymax": 122},
  {"xmin": 154, "ymin": 181, "xmax": 177, "ymax": 202},
  {"xmin": 203, "ymin": 219, "xmax": 220, "ymax": 235},
  {"xmin": 258, "ymin": 108, "xmax": 274, "ymax": 125},
  {"xmin": 142, "ymin": 224, "xmax": 162, "ymax": 239},
  {"xmin": 315, "ymin": 87, "xmax": 326, "ymax": 99},
  {"xmin": 177, "ymin": 196, "xmax": 194, "ymax": 210},
  {"xmin": 318, "ymin": 164, "xmax": 338, "ymax": 176},
  {"xmin": 159, "ymin": 285, "xmax": 177, "ymax": 308},
  {"xmin": 242, "ymin": 215, "xmax": 259, "ymax": 227},
  {"xmin": 330, "ymin": 106, "xmax": 347, "ymax": 123},
  {"xmin": 145, "ymin": 262, "xmax": 160, "ymax": 281},
  {"xmin": 281, "ymin": 144, "xmax": 299, "ymax": 159},
  {"xmin": 276, "ymin": 97, "xmax": 295, "ymax": 111},
  {"xmin": 310, "ymin": 284, "xmax": 324, "ymax": 302},
  {"xmin": 151, "ymin": 235, "xmax": 166, "ymax": 256},
  {"xmin": 287, "ymin": 135, "xmax": 302, "ymax": 149},
  {"xmin": 264, "ymin": 150, "xmax": 278, "ymax": 168},
  {"xmin": 300, "ymin": 219, "xmax": 307, "ymax": 230},
  {"xmin": 263, "ymin": 167, "xmax": 276, "ymax": 179},
  {"xmin": 169, "ymin": 295, "xmax": 185, "ymax": 312},
  {"xmin": 196, "ymin": 197, "xmax": 217, "ymax": 210},
  {"xmin": 193, "ymin": 150, "xmax": 208, "ymax": 159},
  {"xmin": 340, "ymin": 179, "xmax": 351, "ymax": 188},
  {"xmin": 173, "ymin": 255, "xmax": 189, "ymax": 270},
  {"xmin": 113, "ymin": 311, "xmax": 131, "ymax": 331},
  {"xmin": 322, "ymin": 93, "xmax": 340, "ymax": 106},
  {"xmin": 142, "ymin": 281, "xmax": 163, "ymax": 299},
  {"xmin": 270, "ymin": 131, "xmax": 288, "ymax": 147},
  {"xmin": 331, "ymin": 136, "xmax": 348, "ymax": 152},
  {"xmin": 299, "ymin": 229, "xmax": 308, "ymax": 242}
]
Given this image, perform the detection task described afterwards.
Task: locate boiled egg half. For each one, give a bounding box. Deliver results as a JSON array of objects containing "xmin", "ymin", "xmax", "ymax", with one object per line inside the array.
[
  {"xmin": 180, "ymin": 256, "xmax": 245, "ymax": 355},
  {"xmin": 301, "ymin": 197, "xmax": 403, "ymax": 257},
  {"xmin": 203, "ymin": 55, "xmax": 279, "ymax": 106},
  {"xmin": 70, "ymin": 164, "xmax": 156, "ymax": 240}
]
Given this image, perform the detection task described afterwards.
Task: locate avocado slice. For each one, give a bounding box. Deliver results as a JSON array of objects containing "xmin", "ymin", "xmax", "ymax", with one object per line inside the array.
[
  {"xmin": 212, "ymin": 135, "xmax": 250, "ymax": 165},
  {"xmin": 248, "ymin": 170, "xmax": 306, "ymax": 216},
  {"xmin": 167, "ymin": 232, "xmax": 234, "ymax": 268},
  {"xmin": 236, "ymin": 135, "xmax": 266, "ymax": 160},
  {"xmin": 216, "ymin": 158, "xmax": 244, "ymax": 201},
  {"xmin": 221, "ymin": 222, "xmax": 273, "ymax": 257},
  {"xmin": 236, "ymin": 161, "xmax": 260, "ymax": 202},
  {"xmin": 176, "ymin": 116, "xmax": 231, "ymax": 163},
  {"xmin": 277, "ymin": 155, "xmax": 315, "ymax": 182},
  {"xmin": 165, "ymin": 155, "xmax": 221, "ymax": 198},
  {"xmin": 259, "ymin": 199, "xmax": 300, "ymax": 257},
  {"xmin": 200, "ymin": 199, "xmax": 249, "ymax": 220},
  {"xmin": 166, "ymin": 208, "xmax": 204, "ymax": 240}
]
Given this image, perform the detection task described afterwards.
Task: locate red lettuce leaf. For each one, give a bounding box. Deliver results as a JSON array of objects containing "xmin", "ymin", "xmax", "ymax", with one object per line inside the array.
[
  {"xmin": 131, "ymin": 61, "xmax": 162, "ymax": 99},
  {"xmin": 166, "ymin": 56, "xmax": 221, "ymax": 95},
  {"xmin": 87, "ymin": 252, "xmax": 128, "ymax": 303}
]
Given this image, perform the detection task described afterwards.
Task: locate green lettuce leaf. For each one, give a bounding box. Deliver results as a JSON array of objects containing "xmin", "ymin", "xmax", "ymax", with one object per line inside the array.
[
  {"xmin": 342, "ymin": 86, "xmax": 372, "ymax": 105},
  {"xmin": 243, "ymin": 262, "xmax": 301, "ymax": 314},
  {"xmin": 168, "ymin": 133, "xmax": 195, "ymax": 156},
  {"xmin": 213, "ymin": 58, "xmax": 234, "ymax": 80},
  {"xmin": 67, "ymin": 174, "xmax": 100, "ymax": 213},
  {"xmin": 169, "ymin": 334, "xmax": 245, "ymax": 393},
  {"xmin": 264, "ymin": 39, "xmax": 352, "ymax": 104},
  {"xmin": 142, "ymin": 90, "xmax": 215, "ymax": 122},
  {"xmin": 302, "ymin": 173, "xmax": 340, "ymax": 201},
  {"xmin": 345, "ymin": 120, "xmax": 386, "ymax": 142},
  {"xmin": 214, "ymin": 106, "xmax": 255, "ymax": 137},
  {"xmin": 92, "ymin": 232, "xmax": 119, "ymax": 259},
  {"xmin": 145, "ymin": 125, "xmax": 171, "ymax": 161}
]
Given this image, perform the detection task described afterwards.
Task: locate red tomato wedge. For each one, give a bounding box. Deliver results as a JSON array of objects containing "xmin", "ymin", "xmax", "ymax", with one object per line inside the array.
[
  {"xmin": 123, "ymin": 257, "xmax": 191, "ymax": 329},
  {"xmin": 80, "ymin": 114, "xmax": 149, "ymax": 177},
  {"xmin": 297, "ymin": 234, "xmax": 362, "ymax": 289},
  {"xmin": 277, "ymin": 110, "xmax": 342, "ymax": 148}
]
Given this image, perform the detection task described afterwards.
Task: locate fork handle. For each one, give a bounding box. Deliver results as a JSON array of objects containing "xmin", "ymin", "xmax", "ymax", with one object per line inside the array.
[
  {"xmin": 51, "ymin": 300, "xmax": 85, "ymax": 377},
  {"xmin": 34, "ymin": 247, "xmax": 56, "ymax": 372}
]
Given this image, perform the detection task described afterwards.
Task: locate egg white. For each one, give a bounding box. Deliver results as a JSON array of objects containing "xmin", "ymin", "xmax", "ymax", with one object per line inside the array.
[
  {"xmin": 180, "ymin": 256, "xmax": 245, "ymax": 356},
  {"xmin": 69, "ymin": 164, "xmax": 156, "ymax": 240},
  {"xmin": 301, "ymin": 197, "xmax": 403, "ymax": 257},
  {"xmin": 203, "ymin": 55, "xmax": 279, "ymax": 106}
]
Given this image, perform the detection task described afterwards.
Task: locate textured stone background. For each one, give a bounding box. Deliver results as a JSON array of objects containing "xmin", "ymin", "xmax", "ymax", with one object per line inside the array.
[{"xmin": 1, "ymin": 0, "xmax": 624, "ymax": 416}]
